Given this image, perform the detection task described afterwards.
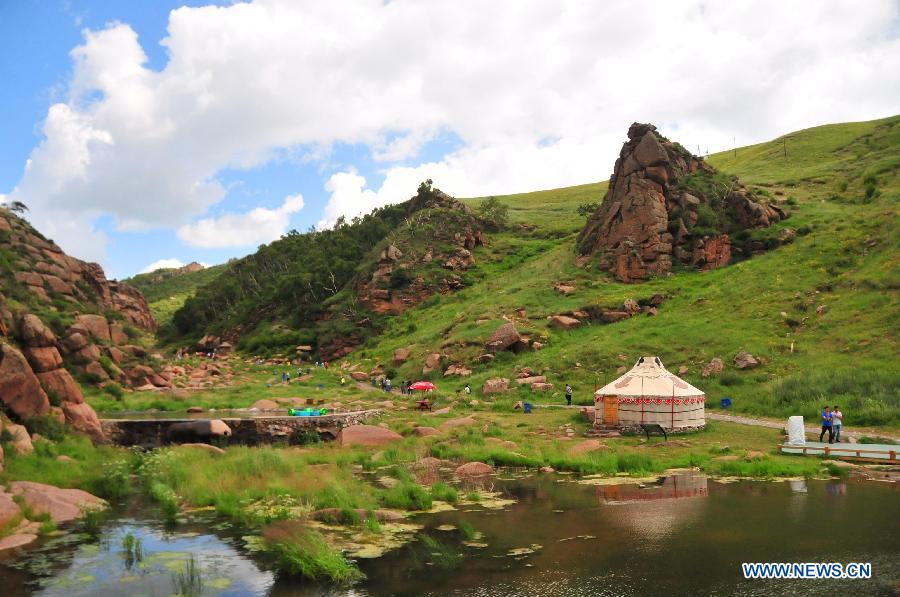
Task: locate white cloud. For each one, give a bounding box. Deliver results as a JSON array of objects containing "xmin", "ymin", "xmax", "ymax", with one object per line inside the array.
[
  {"xmin": 4, "ymin": 0, "xmax": 899, "ymax": 259},
  {"xmin": 140, "ymin": 258, "xmax": 186, "ymax": 273},
  {"xmin": 177, "ymin": 194, "xmax": 305, "ymax": 248}
]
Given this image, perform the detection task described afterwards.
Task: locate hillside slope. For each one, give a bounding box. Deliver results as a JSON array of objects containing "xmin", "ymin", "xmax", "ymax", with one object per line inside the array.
[
  {"xmin": 346, "ymin": 115, "xmax": 899, "ymax": 426},
  {"xmin": 125, "ymin": 262, "xmax": 227, "ymax": 329}
]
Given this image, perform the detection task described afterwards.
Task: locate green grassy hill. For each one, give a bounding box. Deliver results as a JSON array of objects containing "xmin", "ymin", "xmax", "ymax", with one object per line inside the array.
[
  {"xmin": 165, "ymin": 115, "xmax": 899, "ymax": 427},
  {"xmin": 346, "ymin": 115, "xmax": 900, "ymax": 427},
  {"xmin": 125, "ymin": 263, "xmax": 227, "ymax": 329}
]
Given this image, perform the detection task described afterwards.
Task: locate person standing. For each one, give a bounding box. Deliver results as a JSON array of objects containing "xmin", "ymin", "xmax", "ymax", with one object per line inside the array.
[
  {"xmin": 819, "ymin": 406, "xmax": 833, "ymax": 443},
  {"xmin": 565, "ymin": 384, "xmax": 573, "ymax": 406},
  {"xmin": 464, "ymin": 384, "xmax": 471, "ymax": 396},
  {"xmin": 832, "ymin": 405, "xmax": 843, "ymax": 443}
]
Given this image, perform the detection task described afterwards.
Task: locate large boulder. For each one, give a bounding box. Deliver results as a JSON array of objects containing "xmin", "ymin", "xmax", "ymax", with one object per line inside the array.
[
  {"xmin": 24, "ymin": 346, "xmax": 63, "ymax": 373},
  {"xmin": 19, "ymin": 314, "xmax": 57, "ymax": 347},
  {"xmin": 485, "ymin": 323, "xmax": 521, "ymax": 352},
  {"xmin": 9, "ymin": 481, "xmax": 106, "ymax": 524},
  {"xmin": 61, "ymin": 402, "xmax": 106, "ymax": 443},
  {"xmin": 338, "ymin": 424, "xmax": 402, "ymax": 447},
  {"xmin": 422, "ymin": 353, "xmax": 443, "ymax": 375},
  {"xmin": 74, "ymin": 314, "xmax": 110, "ymax": 342},
  {"xmin": 109, "ymin": 322, "xmax": 129, "ymax": 345},
  {"xmin": 393, "ymin": 347, "xmax": 411, "ymax": 365},
  {"xmin": 36, "ymin": 369, "xmax": 85, "ymax": 404},
  {"xmin": 412, "ymin": 426, "xmax": 440, "ymax": 437},
  {"xmin": 5, "ymin": 422, "xmax": 34, "ymax": 455},
  {"xmin": 440, "ymin": 416, "xmax": 478, "ymax": 430},
  {"xmin": 482, "ymin": 378, "xmax": 510, "ymax": 394},
  {"xmin": 251, "ymin": 399, "xmax": 279, "ymax": 411},
  {"xmin": 60, "ymin": 332, "xmax": 89, "ymax": 354},
  {"xmin": 733, "ymin": 351, "xmax": 760, "ymax": 369},
  {"xmin": 0, "ymin": 344, "xmax": 50, "ymax": 419}
]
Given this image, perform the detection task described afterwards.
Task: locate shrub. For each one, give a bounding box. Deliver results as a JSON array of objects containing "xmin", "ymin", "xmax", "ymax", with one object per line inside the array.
[
  {"xmin": 477, "ymin": 197, "xmax": 509, "ymax": 230},
  {"xmin": 430, "ymin": 482, "xmax": 459, "ymax": 504},
  {"xmin": 24, "ymin": 415, "xmax": 68, "ymax": 442},
  {"xmin": 103, "ymin": 382, "xmax": 125, "ymax": 400}
]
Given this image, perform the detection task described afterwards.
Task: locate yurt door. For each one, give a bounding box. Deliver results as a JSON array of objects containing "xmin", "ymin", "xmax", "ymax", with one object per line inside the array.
[{"xmin": 603, "ymin": 396, "xmax": 618, "ymax": 425}]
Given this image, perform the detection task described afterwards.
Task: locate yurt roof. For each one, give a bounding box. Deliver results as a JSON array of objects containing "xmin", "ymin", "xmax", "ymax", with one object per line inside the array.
[{"xmin": 595, "ymin": 356, "xmax": 704, "ymax": 398}]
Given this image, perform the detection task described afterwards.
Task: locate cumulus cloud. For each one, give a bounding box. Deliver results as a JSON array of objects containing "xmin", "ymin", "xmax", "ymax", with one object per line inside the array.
[
  {"xmin": 177, "ymin": 194, "xmax": 305, "ymax": 248},
  {"xmin": 4, "ymin": 0, "xmax": 899, "ymax": 257},
  {"xmin": 140, "ymin": 258, "xmax": 187, "ymax": 273}
]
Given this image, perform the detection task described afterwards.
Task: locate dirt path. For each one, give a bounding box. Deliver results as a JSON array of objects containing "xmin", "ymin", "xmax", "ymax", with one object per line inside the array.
[{"xmin": 706, "ymin": 412, "xmax": 900, "ymax": 443}]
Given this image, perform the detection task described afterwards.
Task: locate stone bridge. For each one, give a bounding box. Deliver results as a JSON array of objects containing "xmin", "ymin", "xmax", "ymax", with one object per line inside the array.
[{"xmin": 100, "ymin": 409, "xmax": 382, "ymax": 448}]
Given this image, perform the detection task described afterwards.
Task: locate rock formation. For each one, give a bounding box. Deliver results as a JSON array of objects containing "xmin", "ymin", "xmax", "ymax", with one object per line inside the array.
[
  {"xmin": 0, "ymin": 209, "xmax": 155, "ymax": 330},
  {"xmin": 577, "ymin": 123, "xmax": 787, "ymax": 282}
]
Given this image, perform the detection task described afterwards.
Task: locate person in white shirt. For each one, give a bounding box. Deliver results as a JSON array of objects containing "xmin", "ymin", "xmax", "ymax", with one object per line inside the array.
[{"xmin": 832, "ymin": 406, "xmax": 843, "ymax": 443}]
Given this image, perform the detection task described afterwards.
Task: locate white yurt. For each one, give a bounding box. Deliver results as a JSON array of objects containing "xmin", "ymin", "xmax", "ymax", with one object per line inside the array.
[{"xmin": 594, "ymin": 356, "xmax": 705, "ymax": 431}]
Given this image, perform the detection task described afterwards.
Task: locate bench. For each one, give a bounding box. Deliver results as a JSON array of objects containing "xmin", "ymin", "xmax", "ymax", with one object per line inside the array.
[{"xmin": 640, "ymin": 423, "xmax": 668, "ymax": 442}]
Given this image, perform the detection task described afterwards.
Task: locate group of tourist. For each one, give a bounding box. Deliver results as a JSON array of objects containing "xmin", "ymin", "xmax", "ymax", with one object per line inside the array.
[{"xmin": 819, "ymin": 405, "xmax": 844, "ymax": 443}]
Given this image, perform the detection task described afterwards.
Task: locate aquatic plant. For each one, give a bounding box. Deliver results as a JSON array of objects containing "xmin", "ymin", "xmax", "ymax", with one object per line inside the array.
[
  {"xmin": 381, "ymin": 482, "xmax": 433, "ymax": 511},
  {"xmin": 458, "ymin": 521, "xmax": 478, "ymax": 540},
  {"xmin": 430, "ymin": 482, "xmax": 459, "ymax": 504},
  {"xmin": 171, "ymin": 554, "xmax": 203, "ymax": 597},
  {"xmin": 262, "ymin": 521, "xmax": 364, "ymax": 583},
  {"xmin": 121, "ymin": 532, "xmax": 144, "ymax": 569}
]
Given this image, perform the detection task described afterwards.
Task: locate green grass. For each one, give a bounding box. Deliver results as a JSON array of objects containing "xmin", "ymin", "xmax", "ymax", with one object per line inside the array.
[{"xmin": 262, "ymin": 521, "xmax": 364, "ymax": 583}]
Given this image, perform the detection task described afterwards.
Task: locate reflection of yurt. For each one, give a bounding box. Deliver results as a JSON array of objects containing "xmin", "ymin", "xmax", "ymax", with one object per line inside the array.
[{"xmin": 594, "ymin": 356, "xmax": 705, "ymax": 431}]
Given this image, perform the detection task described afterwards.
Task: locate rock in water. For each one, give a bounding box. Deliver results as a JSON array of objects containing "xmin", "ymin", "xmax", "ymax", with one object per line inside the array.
[{"xmin": 577, "ymin": 123, "xmax": 785, "ymax": 282}]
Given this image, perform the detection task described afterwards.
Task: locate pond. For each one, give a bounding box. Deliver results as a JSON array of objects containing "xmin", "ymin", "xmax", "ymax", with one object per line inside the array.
[{"xmin": 1, "ymin": 473, "xmax": 898, "ymax": 596}]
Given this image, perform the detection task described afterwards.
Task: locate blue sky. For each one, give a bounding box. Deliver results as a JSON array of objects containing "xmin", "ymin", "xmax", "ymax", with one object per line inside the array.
[{"xmin": 2, "ymin": 1, "xmax": 897, "ymax": 279}]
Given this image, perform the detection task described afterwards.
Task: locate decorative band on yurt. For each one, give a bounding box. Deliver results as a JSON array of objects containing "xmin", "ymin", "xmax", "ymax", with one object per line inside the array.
[{"xmin": 606, "ymin": 396, "xmax": 705, "ymax": 405}]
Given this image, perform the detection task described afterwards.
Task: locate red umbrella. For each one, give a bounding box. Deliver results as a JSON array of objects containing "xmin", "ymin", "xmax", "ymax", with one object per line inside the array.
[{"xmin": 408, "ymin": 381, "xmax": 437, "ymax": 391}]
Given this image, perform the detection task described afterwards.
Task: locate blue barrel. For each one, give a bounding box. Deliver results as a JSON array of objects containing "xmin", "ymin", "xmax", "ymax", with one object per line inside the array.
[
  {"xmin": 720, "ymin": 397, "xmax": 732, "ymax": 409},
  {"xmin": 523, "ymin": 402, "xmax": 532, "ymax": 414}
]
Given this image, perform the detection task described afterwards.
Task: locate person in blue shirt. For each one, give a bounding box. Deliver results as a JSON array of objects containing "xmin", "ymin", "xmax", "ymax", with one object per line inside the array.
[{"xmin": 818, "ymin": 405, "xmax": 833, "ymax": 443}]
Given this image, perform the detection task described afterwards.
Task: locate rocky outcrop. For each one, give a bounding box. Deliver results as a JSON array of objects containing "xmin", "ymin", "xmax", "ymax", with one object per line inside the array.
[
  {"xmin": 482, "ymin": 378, "xmax": 510, "ymax": 394},
  {"xmin": 9, "ymin": 481, "xmax": 106, "ymax": 524},
  {"xmin": 577, "ymin": 123, "xmax": 786, "ymax": 282},
  {"xmin": 733, "ymin": 351, "xmax": 760, "ymax": 369},
  {"xmin": 0, "ymin": 209, "xmax": 155, "ymax": 330}
]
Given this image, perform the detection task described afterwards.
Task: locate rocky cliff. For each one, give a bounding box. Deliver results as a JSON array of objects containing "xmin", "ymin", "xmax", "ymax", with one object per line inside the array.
[{"xmin": 577, "ymin": 123, "xmax": 787, "ymax": 282}]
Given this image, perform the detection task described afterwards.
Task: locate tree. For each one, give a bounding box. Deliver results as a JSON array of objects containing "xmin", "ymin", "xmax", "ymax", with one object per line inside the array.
[
  {"xmin": 476, "ymin": 196, "xmax": 509, "ymax": 230},
  {"xmin": 577, "ymin": 202, "xmax": 600, "ymax": 218},
  {"xmin": 4, "ymin": 200, "xmax": 28, "ymax": 214}
]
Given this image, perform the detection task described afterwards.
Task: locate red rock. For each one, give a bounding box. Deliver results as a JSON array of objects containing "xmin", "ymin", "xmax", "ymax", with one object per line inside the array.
[
  {"xmin": 422, "ymin": 352, "xmax": 443, "ymax": 375},
  {"xmin": 601, "ymin": 311, "xmax": 631, "ymax": 323},
  {"xmin": 0, "ymin": 492, "xmax": 21, "ymax": 529},
  {"xmin": 549, "ymin": 315, "xmax": 581, "ymax": 330},
  {"xmin": 24, "ymin": 346, "xmax": 63, "ymax": 373},
  {"xmin": 0, "ymin": 533, "xmax": 38, "ymax": 552},
  {"xmin": 350, "ymin": 371, "xmax": 369, "ymax": 381},
  {"xmin": 393, "ymin": 347, "xmax": 411, "ymax": 365},
  {"xmin": 19, "ymin": 314, "xmax": 56, "ymax": 347},
  {"xmin": 75, "ymin": 344, "xmax": 102, "ymax": 362},
  {"xmin": 338, "ymin": 425, "xmax": 402, "ymax": 447},
  {"xmin": 109, "ymin": 322, "xmax": 128, "ymax": 345},
  {"xmin": 516, "ymin": 375, "xmax": 546, "ymax": 385},
  {"xmin": 106, "ymin": 346, "xmax": 126, "ymax": 364},
  {"xmin": 10, "ymin": 481, "xmax": 106, "ymax": 524},
  {"xmin": 413, "ymin": 426, "xmax": 440, "ymax": 437},
  {"xmin": 733, "ymin": 351, "xmax": 760, "ymax": 369},
  {"xmin": 702, "ymin": 358, "xmax": 724, "ymax": 378},
  {"xmin": 531, "ymin": 382, "xmax": 554, "ymax": 391},
  {"xmin": 75, "ymin": 314, "xmax": 111, "ymax": 342},
  {"xmin": 61, "ymin": 332, "xmax": 89, "ymax": 354},
  {"xmin": 85, "ymin": 361, "xmax": 110, "ymax": 381},
  {"xmin": 14, "ymin": 271, "xmax": 42, "ymax": 286},
  {"xmin": 485, "ymin": 323, "xmax": 521, "ymax": 352},
  {"xmin": 0, "ymin": 344, "xmax": 50, "ymax": 419},
  {"xmin": 623, "ymin": 298, "xmax": 641, "ymax": 314},
  {"xmin": 36, "ymin": 369, "xmax": 84, "ymax": 404},
  {"xmin": 61, "ymin": 402, "xmax": 105, "ymax": 443},
  {"xmin": 455, "ymin": 462, "xmax": 494, "ymax": 477},
  {"xmin": 482, "ymin": 378, "xmax": 509, "ymax": 394}
]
